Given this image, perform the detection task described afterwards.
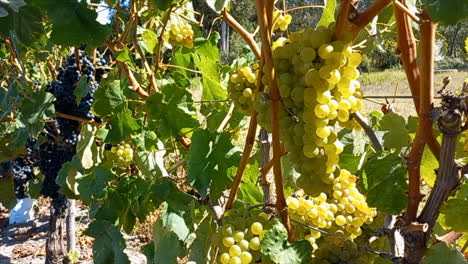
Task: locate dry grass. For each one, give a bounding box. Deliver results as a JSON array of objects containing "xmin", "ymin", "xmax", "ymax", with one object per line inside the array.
[{"xmin": 361, "ymin": 69, "xmax": 468, "ymax": 117}]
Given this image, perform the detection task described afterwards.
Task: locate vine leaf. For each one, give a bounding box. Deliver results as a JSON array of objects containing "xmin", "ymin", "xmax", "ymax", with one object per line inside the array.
[
  {"xmin": 317, "ymin": 0, "xmax": 336, "ymax": 27},
  {"xmin": 106, "ymin": 109, "xmax": 140, "ymax": 144},
  {"xmin": 205, "ymin": 0, "xmax": 229, "ymax": 13},
  {"xmin": 32, "ymin": 0, "xmax": 111, "ymax": 47},
  {"xmin": 84, "ymin": 220, "xmax": 130, "ymax": 264},
  {"xmin": 141, "ymin": 29, "xmax": 158, "ymax": 54},
  {"xmin": 21, "ymin": 90, "xmax": 55, "ymax": 134},
  {"xmin": 192, "ymin": 33, "xmax": 226, "ymax": 101},
  {"xmin": 92, "ymin": 80, "xmax": 127, "ymax": 117},
  {"xmin": 153, "ymin": 216, "xmax": 181, "ymax": 264},
  {"xmin": 0, "ymin": 5, "xmax": 45, "ymax": 47},
  {"xmin": 261, "ymin": 221, "xmax": 312, "ymax": 264},
  {"xmin": 77, "ymin": 166, "xmax": 113, "ymax": 204},
  {"xmin": 56, "ymin": 156, "xmax": 82, "ymax": 198},
  {"xmin": 146, "ymin": 82, "xmax": 199, "ymax": 139},
  {"xmin": 149, "ymin": 0, "xmax": 182, "ymax": 11},
  {"xmin": 188, "ymin": 129, "xmax": 241, "ymax": 200},
  {"xmin": 440, "ymin": 183, "xmax": 468, "ymax": 232},
  {"xmin": 0, "ymin": 174, "xmax": 16, "ymax": 208},
  {"xmin": 421, "ymin": 0, "xmax": 468, "ymax": 25},
  {"xmin": 362, "ymin": 152, "xmax": 408, "ymax": 214},
  {"xmin": 423, "ymin": 243, "xmax": 467, "ymax": 264},
  {"xmin": 420, "ymin": 146, "xmax": 438, "ymax": 187},
  {"xmin": 188, "ymin": 216, "xmax": 215, "ymax": 263},
  {"xmin": 379, "ymin": 113, "xmax": 410, "ymax": 152}
]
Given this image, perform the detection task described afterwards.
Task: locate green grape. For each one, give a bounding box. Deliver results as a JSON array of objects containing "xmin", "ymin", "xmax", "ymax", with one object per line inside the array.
[
  {"xmin": 220, "ymin": 253, "xmax": 231, "ymax": 264},
  {"xmin": 314, "ymin": 104, "xmax": 330, "ymax": 118},
  {"xmin": 229, "ymin": 245, "xmax": 242, "ymax": 257},
  {"xmin": 251, "ymin": 222, "xmax": 263, "ymax": 235},
  {"xmin": 108, "ymin": 143, "xmax": 134, "ymax": 167},
  {"xmin": 222, "ymin": 237, "xmax": 235, "ymax": 247},
  {"xmin": 300, "ymin": 47, "xmax": 317, "ymax": 62},
  {"xmin": 238, "ymin": 239, "xmax": 249, "ymax": 251},
  {"xmin": 318, "ymin": 44, "xmax": 334, "ymax": 59},
  {"xmin": 249, "ymin": 237, "xmax": 261, "ymax": 251},
  {"xmin": 227, "ymin": 66, "xmax": 258, "ymax": 115},
  {"xmin": 316, "ymin": 126, "xmax": 331, "ymax": 139},
  {"xmin": 164, "ymin": 23, "xmax": 194, "ymax": 48},
  {"xmin": 233, "ymin": 231, "xmax": 245, "ymax": 242},
  {"xmin": 240, "ymin": 252, "xmax": 253, "ymax": 264},
  {"xmin": 229, "ymin": 256, "xmax": 241, "ymax": 264}
]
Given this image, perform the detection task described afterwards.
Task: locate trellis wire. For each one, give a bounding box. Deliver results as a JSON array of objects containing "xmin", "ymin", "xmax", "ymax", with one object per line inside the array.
[
  {"xmin": 193, "ymin": 95, "xmax": 456, "ymax": 104},
  {"xmin": 234, "ymin": 199, "xmax": 401, "ymax": 263}
]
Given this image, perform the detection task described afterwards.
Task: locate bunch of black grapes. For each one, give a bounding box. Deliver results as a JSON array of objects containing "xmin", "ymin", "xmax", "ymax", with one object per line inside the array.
[{"xmin": 1, "ymin": 50, "xmax": 110, "ymax": 215}]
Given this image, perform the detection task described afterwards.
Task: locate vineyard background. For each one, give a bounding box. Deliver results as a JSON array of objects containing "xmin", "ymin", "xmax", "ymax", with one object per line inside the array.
[{"xmin": 0, "ymin": 0, "xmax": 467, "ymax": 263}]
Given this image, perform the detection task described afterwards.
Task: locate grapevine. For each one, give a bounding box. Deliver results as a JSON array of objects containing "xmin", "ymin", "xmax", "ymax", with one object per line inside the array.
[{"xmin": 0, "ymin": 1, "xmax": 466, "ymax": 264}]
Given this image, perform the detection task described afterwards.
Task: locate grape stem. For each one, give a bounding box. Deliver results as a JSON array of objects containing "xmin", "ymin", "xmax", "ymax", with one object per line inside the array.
[
  {"xmin": 404, "ymin": 8, "xmax": 438, "ymax": 223},
  {"xmin": 392, "ymin": 0, "xmax": 420, "ymax": 23},
  {"xmin": 132, "ymin": 24, "xmax": 160, "ymax": 93},
  {"xmin": 224, "ymin": 113, "xmax": 258, "ymax": 211},
  {"xmin": 216, "ymin": 103, "xmax": 235, "ymax": 132},
  {"xmin": 284, "ymin": 5, "xmax": 325, "ymax": 13},
  {"xmin": 351, "ymin": 112, "xmax": 383, "ymax": 152},
  {"xmin": 393, "ymin": 0, "xmax": 440, "ymax": 160},
  {"xmin": 255, "ymin": 0, "xmax": 293, "ymax": 241},
  {"xmin": 154, "ymin": 6, "xmax": 174, "ymax": 75},
  {"xmin": 221, "ymin": 9, "xmax": 261, "ymax": 60},
  {"xmin": 55, "ymin": 112, "xmax": 103, "ymax": 126}
]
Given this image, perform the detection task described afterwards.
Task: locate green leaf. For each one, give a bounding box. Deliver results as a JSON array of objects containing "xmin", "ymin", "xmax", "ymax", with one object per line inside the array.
[
  {"xmin": 420, "ymin": 146, "xmax": 438, "ymax": 187},
  {"xmin": 205, "ymin": 0, "xmax": 229, "ymax": 13},
  {"xmin": 261, "ymin": 221, "xmax": 312, "ymax": 264},
  {"xmin": 377, "ymin": 4, "xmax": 394, "ymax": 24},
  {"xmin": 188, "ymin": 216, "xmax": 215, "ymax": 263},
  {"xmin": 421, "ymin": 0, "xmax": 468, "ymax": 25},
  {"xmin": 153, "ymin": 215, "xmax": 181, "ymax": 264},
  {"xmin": 192, "ymin": 33, "xmax": 226, "ymax": 101},
  {"xmin": 106, "ymin": 109, "xmax": 140, "ymax": 144},
  {"xmin": 363, "ymin": 152, "xmax": 408, "ymax": 214},
  {"xmin": 115, "ymin": 48, "xmax": 137, "ymax": 70},
  {"xmin": 32, "ymin": 0, "xmax": 111, "ymax": 47},
  {"xmin": 142, "ymin": 242, "xmax": 155, "ymax": 264},
  {"xmin": 440, "ymin": 183, "xmax": 468, "ymax": 232},
  {"xmin": 188, "ymin": 129, "xmax": 241, "ymax": 199},
  {"xmin": 141, "ymin": 29, "xmax": 157, "ymax": 54},
  {"xmin": 379, "ymin": 113, "xmax": 410, "ymax": 152},
  {"xmin": 317, "ymin": 0, "xmax": 336, "ymax": 28},
  {"xmin": 56, "ymin": 156, "xmax": 82, "ymax": 198},
  {"xmin": 85, "ymin": 220, "xmax": 130, "ymax": 264},
  {"xmin": 92, "ymin": 80, "xmax": 127, "ymax": 117},
  {"xmin": 20, "ymin": 90, "xmax": 54, "ymax": 134},
  {"xmin": 150, "ymin": 178, "xmax": 196, "ymax": 212},
  {"xmin": 159, "ymin": 204, "xmax": 190, "ymax": 242},
  {"xmin": 146, "ymin": 82, "xmax": 199, "ymax": 139},
  {"xmin": 74, "ymin": 75, "xmax": 91, "ymax": 104},
  {"xmin": 0, "ymin": 5, "xmax": 45, "ymax": 48},
  {"xmin": 77, "ymin": 166, "xmax": 114, "ymax": 204},
  {"xmin": 0, "ymin": 174, "xmax": 16, "ymax": 209},
  {"xmin": 76, "ymin": 124, "xmax": 98, "ymax": 170},
  {"xmin": 423, "ymin": 243, "xmax": 467, "ymax": 264},
  {"xmin": 149, "ymin": 0, "xmax": 182, "ymax": 11}
]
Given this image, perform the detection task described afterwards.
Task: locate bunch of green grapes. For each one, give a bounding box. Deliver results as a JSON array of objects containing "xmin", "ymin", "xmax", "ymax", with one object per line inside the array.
[
  {"xmin": 256, "ymin": 24, "xmax": 364, "ymax": 194},
  {"xmin": 164, "ymin": 22, "xmax": 194, "ymax": 49},
  {"xmin": 273, "ymin": 10, "xmax": 292, "ymax": 31},
  {"xmin": 218, "ymin": 208, "xmax": 271, "ymax": 264},
  {"xmin": 286, "ymin": 169, "xmax": 376, "ymax": 247},
  {"xmin": 312, "ymin": 234, "xmax": 386, "ymax": 264},
  {"xmin": 107, "ymin": 143, "xmax": 134, "ymax": 167},
  {"xmin": 228, "ymin": 66, "xmax": 258, "ymax": 115}
]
